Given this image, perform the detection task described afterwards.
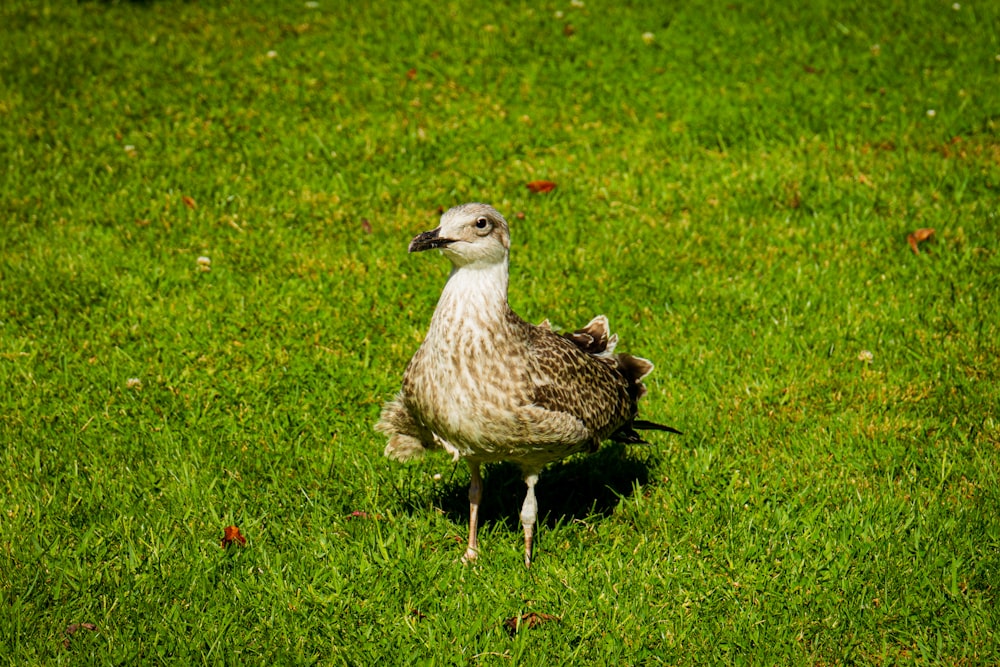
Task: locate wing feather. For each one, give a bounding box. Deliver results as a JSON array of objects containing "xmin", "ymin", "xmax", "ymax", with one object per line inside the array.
[{"xmin": 522, "ymin": 322, "xmax": 634, "ymax": 441}]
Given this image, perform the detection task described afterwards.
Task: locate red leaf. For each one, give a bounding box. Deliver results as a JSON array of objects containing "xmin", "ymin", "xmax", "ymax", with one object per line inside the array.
[
  {"xmin": 504, "ymin": 612, "xmax": 560, "ymax": 636},
  {"xmin": 525, "ymin": 180, "xmax": 557, "ymax": 194},
  {"xmin": 221, "ymin": 525, "xmax": 247, "ymax": 548},
  {"xmin": 907, "ymin": 228, "xmax": 935, "ymax": 255},
  {"xmin": 182, "ymin": 196, "xmax": 197, "ymax": 209}
]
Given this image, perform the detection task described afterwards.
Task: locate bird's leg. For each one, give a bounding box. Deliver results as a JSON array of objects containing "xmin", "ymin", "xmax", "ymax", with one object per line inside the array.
[
  {"xmin": 463, "ymin": 461, "xmax": 483, "ymax": 563},
  {"xmin": 520, "ymin": 469, "xmax": 541, "ymax": 567}
]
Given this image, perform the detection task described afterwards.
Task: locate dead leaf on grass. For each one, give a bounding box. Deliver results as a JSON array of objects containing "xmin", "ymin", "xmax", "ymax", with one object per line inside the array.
[
  {"xmin": 907, "ymin": 228, "xmax": 935, "ymax": 254},
  {"xmin": 221, "ymin": 525, "xmax": 247, "ymax": 548},
  {"xmin": 503, "ymin": 612, "xmax": 560, "ymax": 636},
  {"xmin": 786, "ymin": 184, "xmax": 801, "ymax": 209},
  {"xmin": 63, "ymin": 622, "xmax": 97, "ymax": 648},
  {"xmin": 182, "ymin": 196, "xmax": 197, "ymax": 209},
  {"xmin": 525, "ymin": 180, "xmax": 557, "ymax": 194}
]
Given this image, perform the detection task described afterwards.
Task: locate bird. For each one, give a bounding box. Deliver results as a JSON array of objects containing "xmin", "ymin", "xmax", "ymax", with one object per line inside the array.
[{"xmin": 375, "ymin": 203, "xmax": 680, "ymax": 566}]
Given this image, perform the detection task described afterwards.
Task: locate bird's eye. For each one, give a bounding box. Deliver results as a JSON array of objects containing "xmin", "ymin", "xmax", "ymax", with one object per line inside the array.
[{"xmin": 475, "ymin": 217, "xmax": 489, "ymax": 229}]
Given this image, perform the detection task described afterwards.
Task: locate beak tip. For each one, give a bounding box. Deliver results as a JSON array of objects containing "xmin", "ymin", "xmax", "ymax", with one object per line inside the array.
[{"xmin": 409, "ymin": 227, "xmax": 448, "ymax": 253}]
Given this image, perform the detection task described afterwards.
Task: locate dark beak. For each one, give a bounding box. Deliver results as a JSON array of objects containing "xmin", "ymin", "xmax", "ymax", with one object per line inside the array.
[{"xmin": 408, "ymin": 227, "xmax": 455, "ymax": 253}]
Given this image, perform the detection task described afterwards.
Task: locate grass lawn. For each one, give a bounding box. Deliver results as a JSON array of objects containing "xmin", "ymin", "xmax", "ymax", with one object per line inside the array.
[{"xmin": 2, "ymin": 0, "xmax": 999, "ymax": 663}]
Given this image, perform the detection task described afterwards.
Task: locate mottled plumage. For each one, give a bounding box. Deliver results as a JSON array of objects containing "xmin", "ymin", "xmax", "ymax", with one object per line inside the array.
[{"xmin": 376, "ymin": 203, "xmax": 679, "ymax": 565}]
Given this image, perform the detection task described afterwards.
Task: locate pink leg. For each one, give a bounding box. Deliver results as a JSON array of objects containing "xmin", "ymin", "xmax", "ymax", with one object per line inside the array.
[
  {"xmin": 520, "ymin": 470, "xmax": 540, "ymax": 567},
  {"xmin": 464, "ymin": 461, "xmax": 483, "ymax": 562}
]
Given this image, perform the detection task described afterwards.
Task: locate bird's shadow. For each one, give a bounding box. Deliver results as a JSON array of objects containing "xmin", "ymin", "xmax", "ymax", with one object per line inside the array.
[{"xmin": 423, "ymin": 444, "xmax": 657, "ymax": 532}]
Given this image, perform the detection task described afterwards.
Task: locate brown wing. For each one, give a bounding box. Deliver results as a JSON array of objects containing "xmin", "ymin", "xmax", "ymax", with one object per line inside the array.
[{"xmin": 523, "ymin": 323, "xmax": 635, "ymax": 442}]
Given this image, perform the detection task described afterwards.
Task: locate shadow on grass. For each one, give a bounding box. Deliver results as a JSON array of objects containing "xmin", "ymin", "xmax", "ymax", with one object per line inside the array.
[{"xmin": 421, "ymin": 444, "xmax": 658, "ymax": 532}]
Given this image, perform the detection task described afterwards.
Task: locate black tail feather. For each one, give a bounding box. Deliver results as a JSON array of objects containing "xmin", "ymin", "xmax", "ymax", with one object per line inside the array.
[
  {"xmin": 632, "ymin": 419, "xmax": 683, "ymax": 435},
  {"xmin": 611, "ymin": 419, "xmax": 683, "ymax": 444}
]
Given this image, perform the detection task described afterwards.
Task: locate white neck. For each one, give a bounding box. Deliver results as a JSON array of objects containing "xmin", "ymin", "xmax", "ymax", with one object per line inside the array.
[{"xmin": 429, "ymin": 259, "xmax": 510, "ymax": 333}]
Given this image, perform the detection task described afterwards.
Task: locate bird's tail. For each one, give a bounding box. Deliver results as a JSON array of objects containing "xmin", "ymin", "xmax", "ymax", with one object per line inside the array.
[
  {"xmin": 611, "ymin": 419, "xmax": 683, "ymax": 444},
  {"xmin": 632, "ymin": 419, "xmax": 683, "ymax": 435},
  {"xmin": 376, "ymin": 393, "xmax": 441, "ymax": 461}
]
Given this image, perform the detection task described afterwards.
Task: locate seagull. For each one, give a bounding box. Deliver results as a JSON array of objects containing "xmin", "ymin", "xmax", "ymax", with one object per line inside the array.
[{"xmin": 376, "ymin": 203, "xmax": 680, "ymax": 566}]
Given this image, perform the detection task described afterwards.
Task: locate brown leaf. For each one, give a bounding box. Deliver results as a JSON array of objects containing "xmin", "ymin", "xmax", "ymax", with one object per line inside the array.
[
  {"xmin": 515, "ymin": 211, "xmax": 526, "ymax": 220},
  {"xmin": 504, "ymin": 612, "xmax": 560, "ymax": 636},
  {"xmin": 182, "ymin": 196, "xmax": 197, "ymax": 209},
  {"xmin": 907, "ymin": 228, "xmax": 935, "ymax": 254},
  {"xmin": 66, "ymin": 622, "xmax": 97, "ymax": 634},
  {"xmin": 361, "ymin": 218, "xmax": 372, "ymax": 234},
  {"xmin": 406, "ymin": 68, "xmax": 418, "ymax": 81},
  {"xmin": 221, "ymin": 525, "xmax": 247, "ymax": 548},
  {"xmin": 563, "ymin": 24, "xmax": 575, "ymax": 37},
  {"xmin": 525, "ymin": 180, "xmax": 557, "ymax": 194},
  {"xmin": 63, "ymin": 622, "xmax": 97, "ymax": 648},
  {"xmin": 785, "ymin": 183, "xmax": 801, "ymax": 209}
]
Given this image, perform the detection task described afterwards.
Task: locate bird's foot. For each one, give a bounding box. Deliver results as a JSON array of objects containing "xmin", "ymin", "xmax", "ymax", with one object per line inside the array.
[{"xmin": 462, "ymin": 546, "xmax": 479, "ymax": 564}]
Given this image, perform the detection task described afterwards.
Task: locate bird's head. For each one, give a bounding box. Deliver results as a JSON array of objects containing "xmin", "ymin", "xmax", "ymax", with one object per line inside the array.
[{"xmin": 409, "ymin": 203, "xmax": 510, "ymax": 268}]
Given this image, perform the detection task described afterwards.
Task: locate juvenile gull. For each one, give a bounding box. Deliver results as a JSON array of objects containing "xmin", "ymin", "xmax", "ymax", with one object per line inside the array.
[{"xmin": 376, "ymin": 203, "xmax": 680, "ymax": 566}]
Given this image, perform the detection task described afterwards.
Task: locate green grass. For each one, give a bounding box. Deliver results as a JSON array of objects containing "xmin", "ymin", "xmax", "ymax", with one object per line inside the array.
[{"xmin": 2, "ymin": 0, "xmax": 999, "ymax": 663}]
